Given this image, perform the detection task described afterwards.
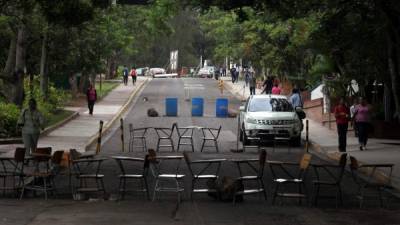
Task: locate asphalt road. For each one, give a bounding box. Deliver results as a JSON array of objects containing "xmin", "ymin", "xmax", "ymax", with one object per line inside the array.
[{"xmin": 1, "ymin": 78, "xmax": 400, "ymax": 225}]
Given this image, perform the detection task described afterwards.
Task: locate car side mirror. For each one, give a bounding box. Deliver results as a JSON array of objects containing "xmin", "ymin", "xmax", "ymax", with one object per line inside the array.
[{"xmin": 239, "ymin": 106, "xmax": 245, "ymax": 111}]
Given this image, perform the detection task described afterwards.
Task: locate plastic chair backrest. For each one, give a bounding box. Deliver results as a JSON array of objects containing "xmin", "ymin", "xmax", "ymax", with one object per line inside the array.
[
  {"xmin": 52, "ymin": 150, "xmax": 64, "ymax": 165},
  {"xmin": 14, "ymin": 147, "xmax": 26, "ymax": 163},
  {"xmin": 35, "ymin": 147, "xmax": 52, "ymax": 162}
]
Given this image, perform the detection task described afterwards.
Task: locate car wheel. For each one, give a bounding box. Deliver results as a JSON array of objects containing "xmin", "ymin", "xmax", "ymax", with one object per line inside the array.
[
  {"xmin": 240, "ymin": 124, "xmax": 250, "ymax": 145},
  {"xmin": 291, "ymin": 135, "xmax": 302, "ymax": 147}
]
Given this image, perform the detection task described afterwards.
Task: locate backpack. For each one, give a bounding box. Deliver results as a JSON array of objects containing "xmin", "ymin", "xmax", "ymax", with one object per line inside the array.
[
  {"xmin": 88, "ymin": 89, "xmax": 96, "ymax": 101},
  {"xmin": 130, "ymin": 69, "xmax": 136, "ymax": 76}
]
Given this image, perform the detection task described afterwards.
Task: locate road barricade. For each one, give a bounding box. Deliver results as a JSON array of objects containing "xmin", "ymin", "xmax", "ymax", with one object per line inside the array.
[
  {"xmin": 192, "ymin": 97, "xmax": 204, "ymax": 117},
  {"xmin": 165, "ymin": 98, "xmax": 178, "ymax": 116},
  {"xmin": 216, "ymin": 98, "xmax": 228, "ymax": 118}
]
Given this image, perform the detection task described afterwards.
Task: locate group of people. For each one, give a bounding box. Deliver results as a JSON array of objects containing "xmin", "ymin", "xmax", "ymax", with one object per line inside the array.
[
  {"xmin": 261, "ymin": 76, "xmax": 282, "ymax": 95},
  {"xmin": 334, "ymin": 96, "xmax": 371, "ymax": 152},
  {"xmin": 122, "ymin": 65, "xmax": 137, "ymax": 86}
]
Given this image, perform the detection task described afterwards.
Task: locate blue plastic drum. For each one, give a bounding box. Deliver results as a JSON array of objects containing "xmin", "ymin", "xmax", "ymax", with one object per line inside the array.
[
  {"xmin": 192, "ymin": 98, "xmax": 204, "ymax": 117},
  {"xmin": 216, "ymin": 98, "xmax": 228, "ymax": 117},
  {"xmin": 165, "ymin": 98, "xmax": 178, "ymax": 116}
]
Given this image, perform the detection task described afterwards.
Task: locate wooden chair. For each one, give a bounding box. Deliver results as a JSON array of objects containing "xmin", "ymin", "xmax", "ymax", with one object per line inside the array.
[
  {"xmin": 20, "ymin": 148, "xmax": 64, "ymax": 200},
  {"xmin": 183, "ymin": 152, "xmax": 225, "ymax": 200},
  {"xmin": 112, "ymin": 155, "xmax": 150, "ymax": 200},
  {"xmin": 349, "ymin": 156, "xmax": 394, "ymax": 208},
  {"xmin": 0, "ymin": 148, "xmax": 26, "ymax": 197},
  {"xmin": 232, "ymin": 149, "xmax": 267, "ymax": 204},
  {"xmin": 200, "ymin": 126, "xmax": 222, "ymax": 152},
  {"xmin": 312, "ymin": 153, "xmax": 347, "ymax": 207},
  {"xmin": 269, "ymin": 153, "xmax": 312, "ymax": 205}
]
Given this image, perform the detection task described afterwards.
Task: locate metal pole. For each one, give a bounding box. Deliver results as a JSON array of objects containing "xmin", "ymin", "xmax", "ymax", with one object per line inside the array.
[
  {"xmin": 306, "ymin": 119, "xmax": 309, "ymax": 153},
  {"xmin": 120, "ymin": 118, "xmax": 125, "ymax": 152},
  {"xmin": 96, "ymin": 120, "xmax": 104, "ymax": 154}
]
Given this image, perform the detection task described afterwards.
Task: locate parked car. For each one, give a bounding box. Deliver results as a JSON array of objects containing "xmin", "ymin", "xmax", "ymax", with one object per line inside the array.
[
  {"xmin": 239, "ymin": 95, "xmax": 303, "ymax": 146},
  {"xmin": 197, "ymin": 66, "xmax": 215, "ymax": 78},
  {"xmin": 136, "ymin": 67, "xmax": 149, "ymax": 76},
  {"xmin": 148, "ymin": 68, "xmax": 166, "ymax": 77}
]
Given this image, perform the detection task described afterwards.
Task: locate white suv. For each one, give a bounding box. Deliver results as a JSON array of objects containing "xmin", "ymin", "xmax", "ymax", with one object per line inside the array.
[{"xmin": 239, "ymin": 95, "xmax": 303, "ymax": 146}]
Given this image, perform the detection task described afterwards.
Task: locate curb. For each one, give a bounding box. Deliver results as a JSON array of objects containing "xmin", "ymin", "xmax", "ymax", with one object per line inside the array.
[
  {"xmin": 84, "ymin": 78, "xmax": 150, "ymax": 150},
  {"xmin": 40, "ymin": 111, "xmax": 79, "ymax": 137}
]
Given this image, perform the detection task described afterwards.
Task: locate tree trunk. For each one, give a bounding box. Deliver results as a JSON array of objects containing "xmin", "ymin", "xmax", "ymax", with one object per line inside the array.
[
  {"xmin": 387, "ymin": 31, "xmax": 400, "ymax": 121},
  {"xmin": 68, "ymin": 74, "xmax": 78, "ymax": 99},
  {"xmin": 106, "ymin": 55, "xmax": 116, "ymax": 79},
  {"xmin": 0, "ymin": 37, "xmax": 17, "ymax": 102},
  {"xmin": 40, "ymin": 30, "xmax": 48, "ymax": 100},
  {"xmin": 384, "ymin": 82, "xmax": 392, "ymax": 121},
  {"xmin": 14, "ymin": 25, "xmax": 27, "ymax": 106}
]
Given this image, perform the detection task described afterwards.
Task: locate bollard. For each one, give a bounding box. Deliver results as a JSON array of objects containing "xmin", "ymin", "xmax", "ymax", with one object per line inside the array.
[
  {"xmin": 120, "ymin": 118, "xmax": 125, "ymax": 152},
  {"xmin": 96, "ymin": 120, "xmax": 104, "ymax": 154},
  {"xmin": 305, "ymin": 119, "xmax": 309, "ymax": 153}
]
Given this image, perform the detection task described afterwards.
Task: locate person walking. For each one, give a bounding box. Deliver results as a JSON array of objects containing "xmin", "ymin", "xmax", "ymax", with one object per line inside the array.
[
  {"xmin": 235, "ymin": 69, "xmax": 239, "ymax": 83},
  {"xmin": 86, "ymin": 83, "xmax": 97, "ymax": 115},
  {"xmin": 289, "ymin": 88, "xmax": 303, "ymax": 108},
  {"xmin": 230, "ymin": 67, "xmax": 236, "ymax": 83},
  {"xmin": 17, "ymin": 98, "xmax": 44, "ymax": 155},
  {"xmin": 353, "ymin": 97, "xmax": 371, "ymax": 151},
  {"xmin": 262, "ymin": 76, "xmax": 273, "ymax": 94},
  {"xmin": 244, "ymin": 69, "xmax": 250, "ymax": 86},
  {"xmin": 271, "ymin": 83, "xmax": 281, "ymax": 94},
  {"xmin": 249, "ymin": 74, "xmax": 256, "ymax": 95},
  {"xmin": 130, "ymin": 66, "xmax": 137, "ymax": 85},
  {"xmin": 334, "ymin": 97, "xmax": 350, "ymax": 152},
  {"xmin": 350, "ymin": 98, "xmax": 358, "ymax": 137},
  {"xmin": 122, "ymin": 65, "xmax": 129, "ymax": 85}
]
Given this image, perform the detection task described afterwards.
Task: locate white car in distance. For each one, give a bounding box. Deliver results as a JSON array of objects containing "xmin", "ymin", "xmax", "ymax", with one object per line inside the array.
[{"xmin": 239, "ymin": 95, "xmax": 303, "ymax": 146}]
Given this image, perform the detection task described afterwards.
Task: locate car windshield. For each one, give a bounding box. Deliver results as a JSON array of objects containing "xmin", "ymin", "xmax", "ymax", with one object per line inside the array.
[{"xmin": 248, "ymin": 98, "xmax": 293, "ymax": 112}]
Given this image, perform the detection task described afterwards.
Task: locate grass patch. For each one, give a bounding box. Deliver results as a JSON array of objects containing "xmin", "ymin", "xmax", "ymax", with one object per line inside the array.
[
  {"xmin": 95, "ymin": 81, "xmax": 119, "ymax": 99},
  {"xmin": 46, "ymin": 110, "xmax": 75, "ymax": 127}
]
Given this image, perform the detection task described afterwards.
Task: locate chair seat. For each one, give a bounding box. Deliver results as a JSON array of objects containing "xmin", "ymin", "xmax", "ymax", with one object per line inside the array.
[
  {"xmin": 274, "ymin": 178, "xmax": 303, "ymax": 183},
  {"xmin": 238, "ymin": 175, "xmax": 258, "ymax": 180},
  {"xmin": 201, "ymin": 137, "xmax": 215, "ymax": 140},
  {"xmin": 79, "ymin": 174, "xmax": 104, "ymax": 178},
  {"xmin": 277, "ymin": 193, "xmax": 306, "ymax": 198},
  {"xmin": 235, "ymin": 189, "xmax": 264, "ymax": 195},
  {"xmin": 119, "ymin": 174, "xmax": 144, "ymax": 178},
  {"xmin": 312, "ymin": 180, "xmax": 338, "ymax": 185},
  {"xmin": 193, "ymin": 188, "xmax": 218, "ymax": 193},
  {"xmin": 194, "ymin": 174, "xmax": 218, "ymax": 179},
  {"xmin": 158, "ymin": 174, "xmax": 185, "ymax": 179},
  {"xmin": 180, "ymin": 136, "xmax": 193, "ymax": 138}
]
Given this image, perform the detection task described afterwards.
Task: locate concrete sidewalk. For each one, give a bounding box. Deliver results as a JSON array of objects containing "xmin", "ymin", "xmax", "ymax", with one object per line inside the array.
[
  {"xmin": 0, "ymin": 77, "xmax": 149, "ymax": 153},
  {"xmin": 223, "ymin": 77, "xmax": 400, "ymax": 190}
]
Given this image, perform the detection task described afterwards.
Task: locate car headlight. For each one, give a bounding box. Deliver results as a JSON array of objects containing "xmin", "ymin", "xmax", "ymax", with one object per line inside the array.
[{"xmin": 246, "ymin": 117, "xmax": 257, "ymax": 124}]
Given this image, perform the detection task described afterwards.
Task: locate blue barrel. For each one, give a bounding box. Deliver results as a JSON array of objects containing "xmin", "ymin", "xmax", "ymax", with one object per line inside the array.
[
  {"xmin": 165, "ymin": 98, "xmax": 178, "ymax": 116},
  {"xmin": 192, "ymin": 98, "xmax": 204, "ymax": 117},
  {"xmin": 216, "ymin": 98, "xmax": 228, "ymax": 117}
]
